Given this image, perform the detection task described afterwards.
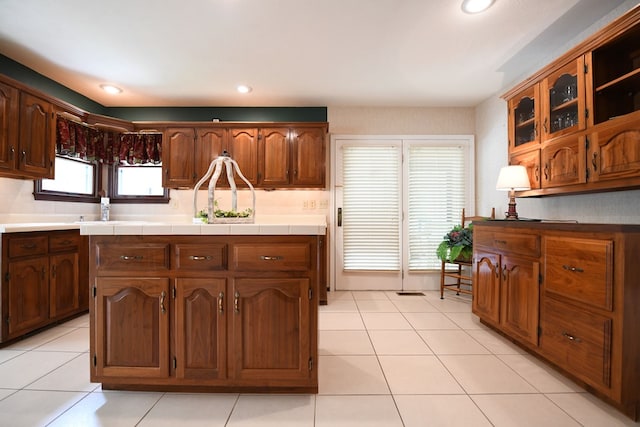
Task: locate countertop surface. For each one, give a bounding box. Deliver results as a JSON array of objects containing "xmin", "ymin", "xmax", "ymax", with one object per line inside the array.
[{"xmin": 0, "ymin": 215, "xmax": 327, "ymax": 236}]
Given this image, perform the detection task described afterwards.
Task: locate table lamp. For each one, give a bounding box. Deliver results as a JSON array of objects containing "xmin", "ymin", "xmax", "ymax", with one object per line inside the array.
[{"xmin": 496, "ymin": 165, "xmax": 531, "ymax": 220}]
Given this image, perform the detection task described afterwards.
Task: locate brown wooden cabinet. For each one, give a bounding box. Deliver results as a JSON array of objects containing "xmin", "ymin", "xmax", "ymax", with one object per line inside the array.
[
  {"xmin": 89, "ymin": 234, "xmax": 319, "ymax": 393},
  {"xmin": 473, "ymin": 221, "xmax": 640, "ymax": 421},
  {"xmin": 18, "ymin": 92, "xmax": 55, "ymax": 178},
  {"xmin": 0, "ymin": 81, "xmax": 19, "ymax": 173},
  {"xmin": 1, "ymin": 230, "xmax": 88, "ymax": 344},
  {"xmin": 472, "ymin": 228, "xmax": 540, "ymax": 346},
  {"xmin": 503, "ymin": 7, "xmax": 640, "ymax": 197},
  {"xmin": 163, "ymin": 127, "xmax": 196, "ymax": 188}
]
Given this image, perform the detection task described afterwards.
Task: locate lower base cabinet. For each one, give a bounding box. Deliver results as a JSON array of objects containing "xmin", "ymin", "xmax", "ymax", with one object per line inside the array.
[
  {"xmin": 472, "ymin": 222, "xmax": 640, "ymax": 421},
  {"xmin": 90, "ymin": 235, "xmax": 320, "ymax": 393}
]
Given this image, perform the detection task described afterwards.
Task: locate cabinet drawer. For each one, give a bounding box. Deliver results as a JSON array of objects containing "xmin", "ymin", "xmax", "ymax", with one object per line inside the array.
[
  {"xmin": 8, "ymin": 235, "xmax": 48, "ymax": 258},
  {"xmin": 96, "ymin": 243, "xmax": 170, "ymax": 271},
  {"xmin": 544, "ymin": 237, "xmax": 613, "ymax": 311},
  {"xmin": 49, "ymin": 232, "xmax": 80, "ymax": 253},
  {"xmin": 474, "ymin": 229, "xmax": 540, "ymax": 257},
  {"xmin": 540, "ymin": 298, "xmax": 612, "ymax": 389},
  {"xmin": 232, "ymin": 243, "xmax": 311, "ymax": 271},
  {"xmin": 174, "ymin": 243, "xmax": 227, "ymax": 270}
]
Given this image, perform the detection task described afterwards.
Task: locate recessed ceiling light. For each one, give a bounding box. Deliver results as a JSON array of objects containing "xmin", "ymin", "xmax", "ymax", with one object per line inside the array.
[
  {"xmin": 100, "ymin": 84, "xmax": 122, "ymax": 94},
  {"xmin": 461, "ymin": 0, "xmax": 495, "ymax": 14},
  {"xmin": 237, "ymin": 85, "xmax": 252, "ymax": 94}
]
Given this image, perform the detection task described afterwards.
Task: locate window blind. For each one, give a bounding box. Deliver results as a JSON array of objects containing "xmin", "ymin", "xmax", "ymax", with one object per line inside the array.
[
  {"xmin": 407, "ymin": 144, "xmax": 466, "ymax": 270},
  {"xmin": 342, "ymin": 145, "xmax": 401, "ymax": 271}
]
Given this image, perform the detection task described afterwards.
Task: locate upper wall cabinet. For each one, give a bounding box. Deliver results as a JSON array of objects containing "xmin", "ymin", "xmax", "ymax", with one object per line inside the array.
[
  {"xmin": 503, "ymin": 6, "xmax": 640, "ymax": 197},
  {"xmin": 0, "ymin": 81, "xmax": 19, "ymax": 173}
]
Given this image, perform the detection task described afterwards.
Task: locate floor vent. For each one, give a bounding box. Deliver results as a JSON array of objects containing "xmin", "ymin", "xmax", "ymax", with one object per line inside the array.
[{"xmin": 395, "ymin": 291, "xmax": 425, "ymax": 296}]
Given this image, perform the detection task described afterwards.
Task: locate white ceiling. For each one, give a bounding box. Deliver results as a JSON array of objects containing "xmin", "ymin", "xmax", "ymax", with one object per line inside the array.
[{"xmin": 0, "ymin": 0, "xmax": 630, "ymax": 108}]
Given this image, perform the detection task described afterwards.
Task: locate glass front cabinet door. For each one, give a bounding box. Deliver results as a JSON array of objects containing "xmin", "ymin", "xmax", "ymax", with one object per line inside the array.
[
  {"xmin": 508, "ymin": 85, "xmax": 540, "ymax": 153},
  {"xmin": 541, "ymin": 57, "xmax": 588, "ymax": 141}
]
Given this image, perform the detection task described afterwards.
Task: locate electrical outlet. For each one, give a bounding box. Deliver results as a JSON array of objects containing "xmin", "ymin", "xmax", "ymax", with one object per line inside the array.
[
  {"xmin": 310, "ymin": 200, "xmax": 317, "ymax": 209},
  {"xmin": 303, "ymin": 200, "xmax": 309, "ymax": 209},
  {"xmin": 319, "ymin": 200, "xmax": 328, "ymax": 209}
]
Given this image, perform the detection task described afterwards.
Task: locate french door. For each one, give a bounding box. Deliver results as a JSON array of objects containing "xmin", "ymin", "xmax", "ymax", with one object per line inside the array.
[{"xmin": 333, "ymin": 136, "xmax": 474, "ymax": 291}]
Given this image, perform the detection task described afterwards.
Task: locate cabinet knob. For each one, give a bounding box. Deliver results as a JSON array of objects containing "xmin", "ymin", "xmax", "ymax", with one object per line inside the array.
[
  {"xmin": 218, "ymin": 292, "xmax": 224, "ymax": 314},
  {"xmin": 562, "ymin": 265, "xmax": 584, "ymax": 273},
  {"xmin": 562, "ymin": 331, "xmax": 581, "ymax": 342},
  {"xmin": 189, "ymin": 255, "xmax": 212, "ymax": 261},
  {"xmin": 234, "ymin": 291, "xmax": 240, "ymax": 313},
  {"xmin": 160, "ymin": 291, "xmax": 166, "ymax": 314}
]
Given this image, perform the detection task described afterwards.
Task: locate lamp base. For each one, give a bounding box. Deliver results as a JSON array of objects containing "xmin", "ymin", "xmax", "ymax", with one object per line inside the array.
[{"xmin": 505, "ymin": 190, "xmax": 519, "ymax": 220}]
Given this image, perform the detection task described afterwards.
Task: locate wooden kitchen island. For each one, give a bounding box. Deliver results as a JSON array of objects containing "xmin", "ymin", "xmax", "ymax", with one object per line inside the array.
[{"xmin": 83, "ymin": 217, "xmax": 325, "ymax": 393}]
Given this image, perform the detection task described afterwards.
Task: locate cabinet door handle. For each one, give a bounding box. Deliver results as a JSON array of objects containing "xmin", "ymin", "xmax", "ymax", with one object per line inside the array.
[
  {"xmin": 9, "ymin": 146, "xmax": 14, "ymax": 159},
  {"xmin": 543, "ymin": 117, "xmax": 548, "ymax": 133},
  {"xmin": 562, "ymin": 331, "xmax": 581, "ymax": 342},
  {"xmin": 234, "ymin": 291, "xmax": 240, "ymax": 313},
  {"xmin": 189, "ymin": 255, "xmax": 212, "ymax": 261},
  {"xmin": 52, "ymin": 264, "xmax": 56, "ymax": 278},
  {"xmin": 534, "ymin": 165, "xmax": 540, "ymax": 182},
  {"xmin": 260, "ymin": 255, "xmax": 283, "ymax": 261},
  {"xmin": 21, "ymin": 150, "xmax": 26, "ymax": 162},
  {"xmin": 592, "ymin": 152, "xmax": 598, "ymax": 171},
  {"xmin": 120, "ymin": 255, "xmax": 143, "ymax": 261},
  {"xmin": 41, "ymin": 267, "xmax": 46, "ymax": 280},
  {"xmin": 502, "ymin": 265, "xmax": 507, "ymax": 281},
  {"xmin": 160, "ymin": 291, "xmax": 166, "ymax": 314},
  {"xmin": 562, "ymin": 265, "xmax": 584, "ymax": 273},
  {"xmin": 218, "ymin": 292, "xmax": 224, "ymax": 314},
  {"xmin": 543, "ymin": 163, "xmax": 549, "ymax": 180}
]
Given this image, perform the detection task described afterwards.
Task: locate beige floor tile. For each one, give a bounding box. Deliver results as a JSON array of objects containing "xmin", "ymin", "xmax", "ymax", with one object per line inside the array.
[
  {"xmin": 0, "ymin": 390, "xmax": 86, "ymax": 427},
  {"xmin": 34, "ymin": 328, "xmax": 89, "ymax": 352},
  {"xmin": 4, "ymin": 327, "xmax": 77, "ymax": 351},
  {"xmin": 384, "ymin": 291, "xmax": 427, "ymax": 300},
  {"xmin": 226, "ymin": 394, "xmax": 315, "ymax": 427},
  {"xmin": 546, "ymin": 392, "xmax": 640, "ymax": 426},
  {"xmin": 59, "ymin": 314, "xmax": 90, "ymax": 328},
  {"xmin": 465, "ymin": 329, "xmax": 526, "ymax": 355},
  {"xmin": 444, "ymin": 312, "xmax": 487, "ymax": 329},
  {"xmin": 0, "ymin": 351, "xmax": 80, "ymax": 389},
  {"xmin": 361, "ymin": 313, "xmax": 412, "ymax": 330},
  {"xmin": 395, "ymin": 395, "xmax": 492, "ymax": 427},
  {"xmin": 0, "ymin": 389, "xmax": 16, "ymax": 400},
  {"xmin": 418, "ymin": 330, "xmax": 491, "ymax": 355},
  {"xmin": 319, "ymin": 299, "xmax": 359, "ymax": 312},
  {"xmin": 439, "ymin": 355, "xmax": 537, "ymax": 394},
  {"xmin": 327, "ymin": 291, "xmax": 354, "ymax": 301},
  {"xmin": 368, "ymin": 330, "xmax": 433, "ymax": 355},
  {"xmin": 471, "ymin": 394, "xmax": 581, "ymax": 427},
  {"xmin": 378, "ymin": 355, "xmax": 464, "ymax": 394},
  {"xmin": 318, "ymin": 355, "xmax": 390, "ymax": 395},
  {"xmin": 0, "ymin": 349, "xmax": 25, "ymax": 364},
  {"xmin": 319, "ymin": 330, "xmax": 375, "ymax": 355},
  {"xmin": 138, "ymin": 393, "xmax": 238, "ymax": 427},
  {"xmin": 48, "ymin": 390, "xmax": 163, "ymax": 427},
  {"xmin": 355, "ymin": 299, "xmax": 399, "ymax": 312},
  {"xmin": 404, "ymin": 312, "xmax": 460, "ymax": 330},
  {"xmin": 318, "ymin": 312, "xmax": 365, "ymax": 330},
  {"xmin": 498, "ymin": 354, "xmax": 584, "ymax": 393},
  {"xmin": 352, "ymin": 291, "xmax": 390, "ymax": 300},
  {"xmin": 316, "ymin": 395, "xmax": 403, "ymax": 427},
  {"xmin": 391, "ymin": 298, "xmax": 439, "ymax": 313},
  {"xmin": 431, "ymin": 298, "xmax": 474, "ymax": 313},
  {"xmin": 25, "ymin": 353, "xmax": 98, "ymax": 392}
]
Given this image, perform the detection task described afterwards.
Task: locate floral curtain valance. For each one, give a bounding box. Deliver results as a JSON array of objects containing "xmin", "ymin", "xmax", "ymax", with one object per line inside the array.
[{"xmin": 56, "ymin": 116, "xmax": 162, "ymax": 165}]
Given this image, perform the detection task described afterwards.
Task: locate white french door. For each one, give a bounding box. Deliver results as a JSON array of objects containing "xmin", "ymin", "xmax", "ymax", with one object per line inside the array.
[{"xmin": 333, "ymin": 135, "xmax": 474, "ymax": 291}]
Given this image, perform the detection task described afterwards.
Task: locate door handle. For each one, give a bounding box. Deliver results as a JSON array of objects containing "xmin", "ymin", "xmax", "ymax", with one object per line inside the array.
[{"xmin": 337, "ymin": 208, "xmax": 342, "ymax": 227}]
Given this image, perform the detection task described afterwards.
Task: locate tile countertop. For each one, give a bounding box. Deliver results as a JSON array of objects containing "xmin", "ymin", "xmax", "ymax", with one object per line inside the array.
[{"xmin": 0, "ymin": 215, "xmax": 327, "ymax": 236}]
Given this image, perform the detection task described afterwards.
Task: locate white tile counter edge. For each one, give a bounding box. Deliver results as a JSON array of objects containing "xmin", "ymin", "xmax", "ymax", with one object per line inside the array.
[{"xmin": 0, "ymin": 215, "xmax": 327, "ymax": 235}]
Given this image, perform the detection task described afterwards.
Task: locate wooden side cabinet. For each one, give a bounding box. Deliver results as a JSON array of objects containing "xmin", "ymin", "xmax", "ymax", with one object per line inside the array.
[
  {"xmin": 1, "ymin": 230, "xmax": 88, "ymax": 344},
  {"xmin": 473, "ymin": 221, "xmax": 640, "ymax": 421}
]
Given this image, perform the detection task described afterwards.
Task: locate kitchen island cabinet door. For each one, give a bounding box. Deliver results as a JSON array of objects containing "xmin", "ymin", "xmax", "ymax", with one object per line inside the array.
[
  {"xmin": 230, "ymin": 278, "xmax": 312, "ymax": 383},
  {"xmin": 500, "ymin": 254, "xmax": 540, "ymax": 346},
  {"xmin": 174, "ymin": 278, "xmax": 227, "ymax": 381},
  {"xmin": 94, "ymin": 277, "xmax": 170, "ymax": 380},
  {"xmin": 472, "ymin": 252, "xmax": 501, "ymax": 327},
  {"xmin": 49, "ymin": 252, "xmax": 79, "ymax": 319},
  {"xmin": 6, "ymin": 257, "xmax": 49, "ymax": 338}
]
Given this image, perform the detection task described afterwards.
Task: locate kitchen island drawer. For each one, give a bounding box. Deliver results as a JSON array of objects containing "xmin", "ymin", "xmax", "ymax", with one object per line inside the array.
[
  {"xmin": 8, "ymin": 235, "xmax": 48, "ymax": 258},
  {"xmin": 174, "ymin": 243, "xmax": 227, "ymax": 270},
  {"xmin": 474, "ymin": 228, "xmax": 540, "ymax": 257},
  {"xmin": 49, "ymin": 232, "xmax": 80, "ymax": 253},
  {"xmin": 96, "ymin": 243, "xmax": 170, "ymax": 271},
  {"xmin": 544, "ymin": 236, "xmax": 613, "ymax": 310},
  {"xmin": 232, "ymin": 242, "xmax": 312, "ymax": 271},
  {"xmin": 540, "ymin": 297, "xmax": 612, "ymax": 389}
]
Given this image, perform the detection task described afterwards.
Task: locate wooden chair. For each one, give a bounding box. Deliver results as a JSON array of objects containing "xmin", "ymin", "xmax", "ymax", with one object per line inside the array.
[{"xmin": 440, "ymin": 208, "xmax": 495, "ymax": 299}]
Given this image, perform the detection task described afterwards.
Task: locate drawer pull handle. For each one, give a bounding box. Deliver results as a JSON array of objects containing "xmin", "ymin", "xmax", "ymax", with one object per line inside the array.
[
  {"xmin": 234, "ymin": 291, "xmax": 240, "ymax": 313},
  {"xmin": 160, "ymin": 291, "xmax": 166, "ymax": 314},
  {"xmin": 189, "ymin": 255, "xmax": 212, "ymax": 261},
  {"xmin": 261, "ymin": 255, "xmax": 283, "ymax": 261},
  {"xmin": 21, "ymin": 243, "xmax": 37, "ymax": 250},
  {"xmin": 218, "ymin": 292, "xmax": 224, "ymax": 314},
  {"xmin": 120, "ymin": 255, "xmax": 143, "ymax": 261},
  {"xmin": 562, "ymin": 331, "xmax": 581, "ymax": 342},
  {"xmin": 562, "ymin": 265, "xmax": 584, "ymax": 273},
  {"xmin": 494, "ymin": 240, "xmax": 507, "ymax": 245},
  {"xmin": 59, "ymin": 239, "xmax": 73, "ymax": 246}
]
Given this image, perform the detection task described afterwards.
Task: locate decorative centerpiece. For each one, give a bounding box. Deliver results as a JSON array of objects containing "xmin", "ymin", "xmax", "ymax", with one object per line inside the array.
[
  {"xmin": 193, "ymin": 151, "xmax": 255, "ymax": 224},
  {"xmin": 436, "ymin": 224, "xmax": 473, "ymax": 262}
]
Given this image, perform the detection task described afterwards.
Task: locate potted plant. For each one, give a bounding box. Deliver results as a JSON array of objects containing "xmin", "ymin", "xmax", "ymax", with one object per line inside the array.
[{"xmin": 436, "ymin": 223, "xmax": 474, "ymax": 262}]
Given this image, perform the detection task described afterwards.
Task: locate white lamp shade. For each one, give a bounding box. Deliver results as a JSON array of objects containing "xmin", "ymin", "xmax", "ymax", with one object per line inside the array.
[{"xmin": 496, "ymin": 165, "xmax": 531, "ymax": 191}]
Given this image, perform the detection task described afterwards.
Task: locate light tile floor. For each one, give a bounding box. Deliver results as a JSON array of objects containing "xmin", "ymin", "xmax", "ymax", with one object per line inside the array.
[{"xmin": 0, "ymin": 291, "xmax": 638, "ymax": 426}]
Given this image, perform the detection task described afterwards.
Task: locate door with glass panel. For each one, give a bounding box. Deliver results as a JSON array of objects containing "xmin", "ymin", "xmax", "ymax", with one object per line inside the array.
[{"xmin": 334, "ymin": 137, "xmax": 473, "ymax": 291}]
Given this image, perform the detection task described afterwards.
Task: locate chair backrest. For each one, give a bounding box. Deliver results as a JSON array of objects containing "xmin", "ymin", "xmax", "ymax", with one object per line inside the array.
[{"xmin": 461, "ymin": 208, "xmax": 495, "ymax": 227}]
